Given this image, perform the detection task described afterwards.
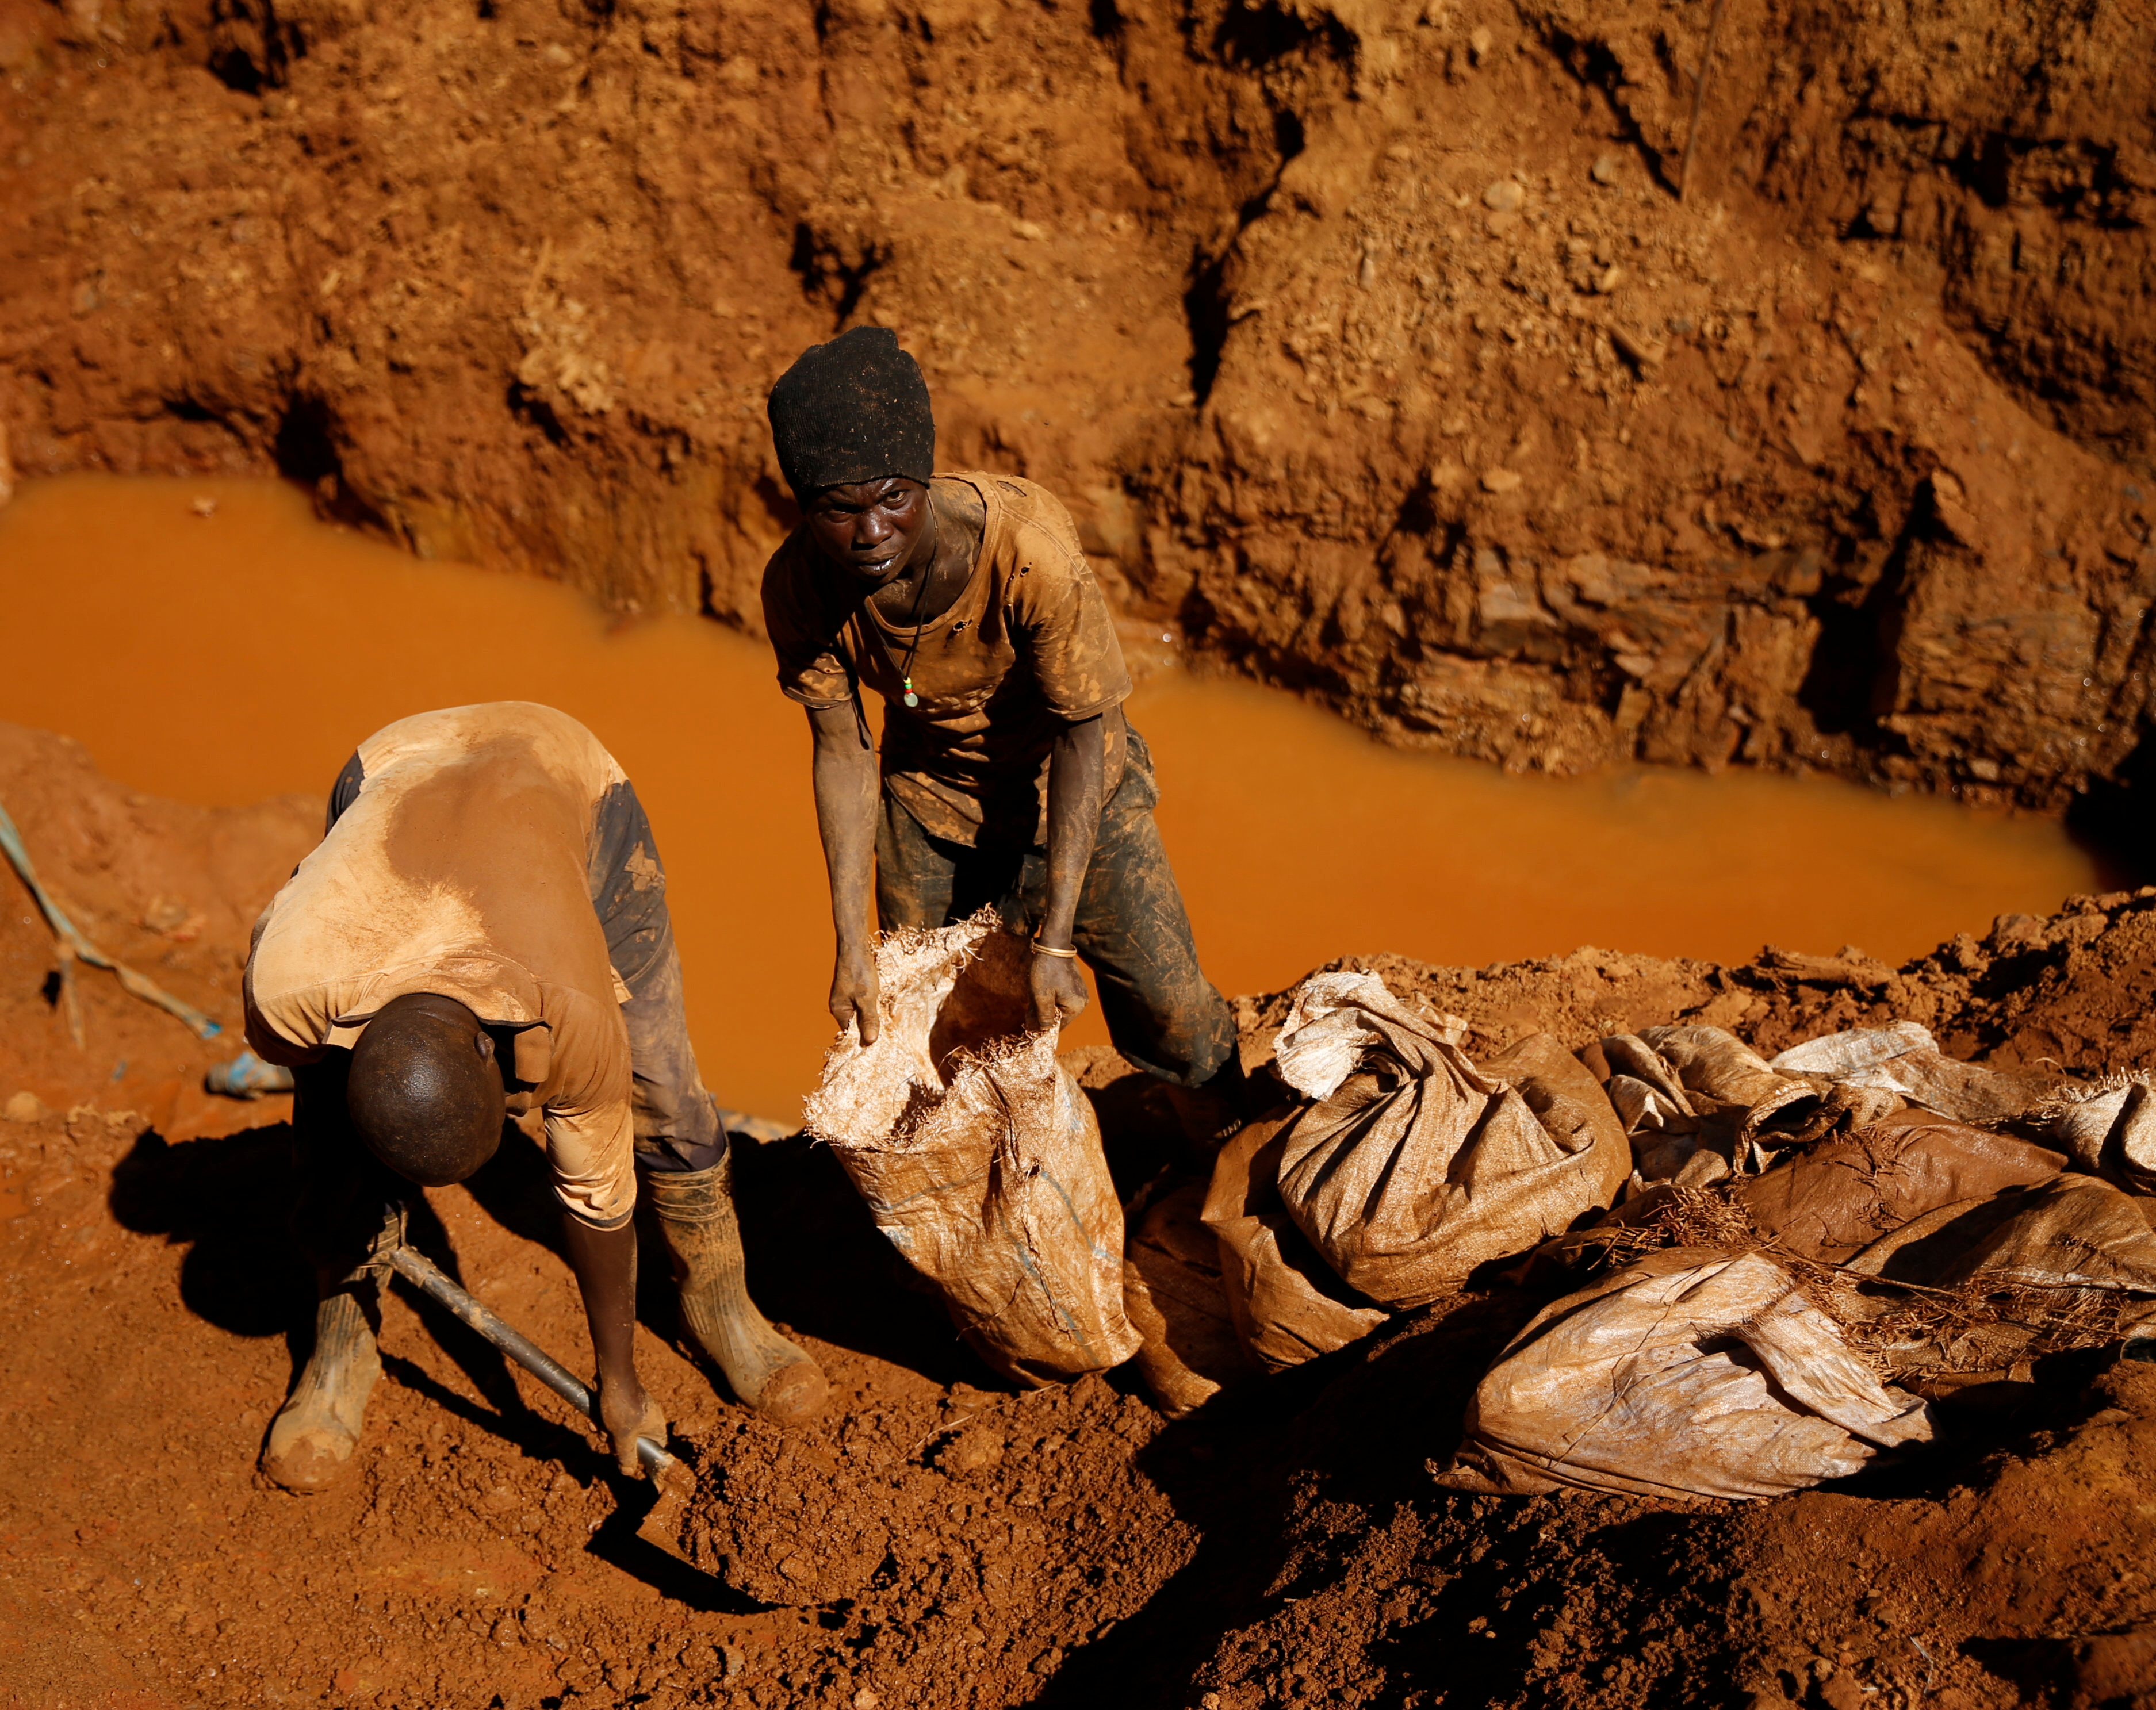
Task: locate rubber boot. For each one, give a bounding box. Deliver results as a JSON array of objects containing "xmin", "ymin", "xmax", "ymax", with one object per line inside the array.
[
  {"xmin": 261, "ymin": 1285, "xmax": 383, "ymax": 1492},
  {"xmin": 645, "ymin": 1157, "xmax": 828, "ymax": 1426},
  {"xmin": 262, "ymin": 1202, "xmax": 399, "ymax": 1493}
]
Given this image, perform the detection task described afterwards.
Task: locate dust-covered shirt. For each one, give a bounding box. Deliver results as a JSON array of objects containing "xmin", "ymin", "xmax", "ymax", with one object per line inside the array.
[
  {"xmin": 243, "ymin": 703, "xmax": 646, "ymax": 1228},
  {"xmin": 761, "ymin": 471, "xmax": 1133, "ymax": 847}
]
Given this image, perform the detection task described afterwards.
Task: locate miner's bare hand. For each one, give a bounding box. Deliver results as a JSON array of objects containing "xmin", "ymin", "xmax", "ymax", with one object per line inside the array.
[
  {"xmin": 830, "ymin": 940, "xmax": 882, "ymax": 1045},
  {"xmin": 1029, "ymin": 950, "xmax": 1089, "ymax": 1033},
  {"xmin": 599, "ymin": 1380, "xmax": 667, "ymax": 1479}
]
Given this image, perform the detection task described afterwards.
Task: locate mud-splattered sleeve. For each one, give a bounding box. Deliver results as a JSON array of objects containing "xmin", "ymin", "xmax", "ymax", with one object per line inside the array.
[
  {"xmin": 539, "ymin": 991, "xmax": 638, "ymax": 1228},
  {"xmin": 1008, "ymin": 518, "xmax": 1133, "ymax": 720},
  {"xmin": 760, "ymin": 535, "xmax": 857, "ymax": 711}
]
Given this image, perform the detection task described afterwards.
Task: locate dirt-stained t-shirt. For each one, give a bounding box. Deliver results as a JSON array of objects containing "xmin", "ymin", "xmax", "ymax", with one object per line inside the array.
[
  {"xmin": 761, "ymin": 471, "xmax": 1133, "ymax": 848},
  {"xmin": 244, "ymin": 703, "xmax": 643, "ymax": 1228}
]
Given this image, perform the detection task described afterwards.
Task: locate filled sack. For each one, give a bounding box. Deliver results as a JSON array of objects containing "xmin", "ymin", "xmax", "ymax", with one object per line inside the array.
[
  {"xmin": 1123, "ymin": 1180, "xmax": 1258, "ymax": 1416},
  {"xmin": 1595, "ymin": 1025, "xmax": 1900, "ymax": 1182},
  {"xmin": 1439, "ymin": 1248, "xmax": 1935, "ymax": 1500},
  {"xmin": 1851, "ymin": 1173, "xmax": 2156, "ymax": 1295},
  {"xmin": 1201, "ymin": 1111, "xmax": 1391, "ymax": 1372},
  {"xmin": 803, "ymin": 912, "xmax": 1140, "ymax": 1386},
  {"xmin": 1736, "ymin": 1112, "xmax": 2068, "ymax": 1262},
  {"xmin": 2031, "ymin": 1073, "xmax": 2156, "ymax": 1195},
  {"xmin": 1839, "ymin": 1174, "xmax": 2156, "ymax": 1380},
  {"xmin": 1268, "ymin": 972, "xmax": 1630, "ymax": 1308},
  {"xmin": 1637, "ymin": 1024, "xmax": 1823, "ymax": 1134},
  {"xmin": 1770, "ymin": 1022, "xmax": 2042, "ymax": 1124}
]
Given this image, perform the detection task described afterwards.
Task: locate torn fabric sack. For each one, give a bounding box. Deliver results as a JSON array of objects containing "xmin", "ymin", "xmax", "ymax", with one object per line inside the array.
[
  {"xmin": 1267, "ymin": 972, "xmax": 1630, "ymax": 1309},
  {"xmin": 804, "ymin": 912, "xmax": 1140, "ymax": 1386},
  {"xmin": 1438, "ymin": 1248, "xmax": 1936, "ymax": 1500}
]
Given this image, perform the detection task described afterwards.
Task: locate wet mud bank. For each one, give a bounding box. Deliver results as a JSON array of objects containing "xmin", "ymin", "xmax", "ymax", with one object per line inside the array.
[
  {"xmin": 9, "ymin": 729, "xmax": 2156, "ymax": 1708},
  {"xmin": 3, "ymin": 0, "xmax": 2155, "ymax": 809}
]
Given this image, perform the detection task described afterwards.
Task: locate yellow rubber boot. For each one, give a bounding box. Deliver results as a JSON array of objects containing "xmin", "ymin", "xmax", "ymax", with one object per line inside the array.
[{"xmin": 644, "ymin": 1156, "xmax": 827, "ymax": 1426}]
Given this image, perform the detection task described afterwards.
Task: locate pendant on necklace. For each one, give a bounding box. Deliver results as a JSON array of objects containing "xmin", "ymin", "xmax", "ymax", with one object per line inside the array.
[{"xmin": 903, "ymin": 678, "xmax": 919, "ymax": 708}]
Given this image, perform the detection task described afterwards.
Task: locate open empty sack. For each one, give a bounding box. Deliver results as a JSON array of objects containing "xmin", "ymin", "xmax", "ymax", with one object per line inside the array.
[
  {"xmin": 803, "ymin": 912, "xmax": 1140, "ymax": 1386},
  {"xmin": 1439, "ymin": 1248, "xmax": 1936, "ymax": 1500},
  {"xmin": 1269, "ymin": 971, "xmax": 1630, "ymax": 1309}
]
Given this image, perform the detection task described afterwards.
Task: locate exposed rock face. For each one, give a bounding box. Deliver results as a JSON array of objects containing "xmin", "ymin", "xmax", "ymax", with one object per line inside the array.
[{"xmin": 1, "ymin": 0, "xmax": 2151, "ymax": 807}]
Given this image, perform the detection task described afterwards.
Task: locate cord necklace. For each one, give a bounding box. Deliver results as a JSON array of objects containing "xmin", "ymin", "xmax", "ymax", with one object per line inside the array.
[{"xmin": 874, "ymin": 493, "xmax": 942, "ymax": 708}]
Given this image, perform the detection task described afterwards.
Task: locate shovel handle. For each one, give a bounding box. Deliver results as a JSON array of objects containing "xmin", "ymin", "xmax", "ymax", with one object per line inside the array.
[{"xmin": 384, "ymin": 1244, "xmax": 676, "ymax": 1478}]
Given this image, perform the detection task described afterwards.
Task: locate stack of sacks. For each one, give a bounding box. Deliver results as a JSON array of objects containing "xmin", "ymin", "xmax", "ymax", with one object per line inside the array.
[
  {"xmin": 1129, "ymin": 984, "xmax": 2156, "ymax": 1501},
  {"xmin": 1586, "ymin": 1021, "xmax": 2046, "ymax": 1195},
  {"xmin": 1125, "ymin": 970, "xmax": 1630, "ymax": 1415},
  {"xmin": 1445, "ymin": 1024, "xmax": 2156, "ymax": 1498}
]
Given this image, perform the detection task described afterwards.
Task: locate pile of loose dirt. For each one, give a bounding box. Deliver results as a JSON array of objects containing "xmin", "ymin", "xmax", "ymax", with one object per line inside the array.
[
  {"xmin": 0, "ymin": 719, "xmax": 317, "ymax": 1133},
  {"xmin": 10, "ymin": 730, "xmax": 2156, "ymax": 1707},
  {"xmin": 2, "ymin": 1, "xmax": 2151, "ymax": 806}
]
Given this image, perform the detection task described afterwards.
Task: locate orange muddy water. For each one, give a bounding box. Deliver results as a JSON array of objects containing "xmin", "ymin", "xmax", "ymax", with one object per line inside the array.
[{"xmin": 0, "ymin": 475, "xmax": 2105, "ymax": 1119}]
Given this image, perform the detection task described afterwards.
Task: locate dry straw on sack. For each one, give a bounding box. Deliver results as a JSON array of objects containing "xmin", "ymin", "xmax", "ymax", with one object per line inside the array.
[{"xmin": 803, "ymin": 911, "xmax": 1140, "ymax": 1386}]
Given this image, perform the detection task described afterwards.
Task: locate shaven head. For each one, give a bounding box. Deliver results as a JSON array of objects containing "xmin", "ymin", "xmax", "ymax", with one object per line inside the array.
[{"xmin": 347, "ymin": 992, "xmax": 505, "ymax": 1186}]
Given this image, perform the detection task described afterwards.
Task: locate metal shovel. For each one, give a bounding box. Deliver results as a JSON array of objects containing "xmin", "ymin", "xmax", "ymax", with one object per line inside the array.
[{"xmin": 383, "ymin": 1245, "xmax": 709, "ymax": 1580}]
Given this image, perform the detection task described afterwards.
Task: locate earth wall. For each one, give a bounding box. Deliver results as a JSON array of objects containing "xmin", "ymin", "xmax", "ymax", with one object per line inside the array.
[{"xmin": 2, "ymin": 0, "xmax": 2154, "ymax": 807}]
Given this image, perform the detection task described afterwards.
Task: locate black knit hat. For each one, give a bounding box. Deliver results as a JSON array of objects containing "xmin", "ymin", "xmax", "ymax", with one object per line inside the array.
[{"xmin": 767, "ymin": 327, "xmax": 936, "ymax": 499}]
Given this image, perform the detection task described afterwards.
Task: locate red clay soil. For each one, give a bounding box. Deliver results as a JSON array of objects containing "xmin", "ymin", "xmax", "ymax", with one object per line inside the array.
[
  {"xmin": 8, "ymin": 724, "xmax": 2156, "ymax": 1710},
  {"xmin": 2, "ymin": 0, "xmax": 2154, "ymax": 806}
]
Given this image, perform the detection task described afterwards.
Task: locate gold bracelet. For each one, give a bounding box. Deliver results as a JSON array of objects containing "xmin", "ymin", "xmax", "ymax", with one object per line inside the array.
[{"xmin": 1031, "ymin": 937, "xmax": 1079, "ymax": 959}]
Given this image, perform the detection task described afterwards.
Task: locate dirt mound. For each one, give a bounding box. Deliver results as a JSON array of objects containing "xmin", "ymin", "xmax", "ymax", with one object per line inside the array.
[
  {"xmin": 3, "ymin": 1, "xmax": 2152, "ymax": 806},
  {"xmin": 677, "ymin": 1375, "xmax": 1188, "ymax": 1696},
  {"xmin": 1174, "ymin": 1303, "xmax": 2156, "ymax": 1710},
  {"xmin": 0, "ymin": 719, "xmax": 317, "ymax": 1133}
]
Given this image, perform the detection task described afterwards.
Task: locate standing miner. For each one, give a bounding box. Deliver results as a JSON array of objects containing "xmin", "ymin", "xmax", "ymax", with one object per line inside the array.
[
  {"xmin": 760, "ymin": 326, "xmax": 1242, "ymax": 1102},
  {"xmin": 243, "ymin": 701, "xmax": 825, "ymax": 1492}
]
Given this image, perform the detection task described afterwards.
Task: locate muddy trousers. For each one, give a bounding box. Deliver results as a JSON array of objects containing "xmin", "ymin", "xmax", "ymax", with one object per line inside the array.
[
  {"xmin": 587, "ymin": 779, "xmax": 728, "ymax": 1178},
  {"xmin": 874, "ymin": 728, "xmax": 1239, "ymax": 1090}
]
